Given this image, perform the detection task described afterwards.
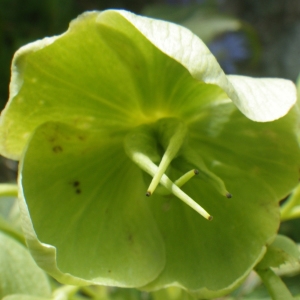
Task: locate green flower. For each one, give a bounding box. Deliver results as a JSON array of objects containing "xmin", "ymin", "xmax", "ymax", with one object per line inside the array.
[{"xmin": 0, "ymin": 10, "xmax": 299, "ymax": 298}]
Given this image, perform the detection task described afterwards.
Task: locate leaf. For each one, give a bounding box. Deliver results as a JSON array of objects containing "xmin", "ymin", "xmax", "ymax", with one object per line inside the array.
[
  {"xmin": 256, "ymin": 235, "xmax": 300, "ymax": 270},
  {"xmin": 0, "ymin": 195, "xmax": 24, "ymax": 244},
  {"xmin": 0, "ymin": 215, "xmax": 24, "ymax": 245},
  {"xmin": 0, "ymin": 231, "xmax": 51, "ymax": 298}
]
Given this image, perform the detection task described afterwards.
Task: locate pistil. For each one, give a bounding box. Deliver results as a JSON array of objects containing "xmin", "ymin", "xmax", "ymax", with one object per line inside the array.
[
  {"xmin": 146, "ymin": 119, "xmax": 187, "ymax": 196},
  {"xmin": 124, "ymin": 118, "xmax": 213, "ymax": 220}
]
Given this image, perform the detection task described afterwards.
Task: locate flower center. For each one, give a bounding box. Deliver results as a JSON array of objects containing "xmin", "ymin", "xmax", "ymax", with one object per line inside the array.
[{"xmin": 124, "ymin": 117, "xmax": 231, "ymax": 221}]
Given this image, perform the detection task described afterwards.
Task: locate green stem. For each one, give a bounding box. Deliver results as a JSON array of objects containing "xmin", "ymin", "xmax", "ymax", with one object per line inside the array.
[
  {"xmin": 0, "ymin": 183, "xmax": 18, "ymax": 197},
  {"xmin": 256, "ymin": 268, "xmax": 294, "ymax": 300},
  {"xmin": 81, "ymin": 285, "xmax": 109, "ymax": 299},
  {"xmin": 52, "ymin": 285, "xmax": 80, "ymax": 300}
]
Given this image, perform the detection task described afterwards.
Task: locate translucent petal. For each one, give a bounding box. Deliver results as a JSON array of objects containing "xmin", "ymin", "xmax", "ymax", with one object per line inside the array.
[{"xmin": 19, "ymin": 122, "xmax": 165, "ymax": 287}]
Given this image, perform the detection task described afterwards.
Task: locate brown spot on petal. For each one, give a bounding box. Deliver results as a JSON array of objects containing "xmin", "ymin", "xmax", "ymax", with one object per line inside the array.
[
  {"xmin": 128, "ymin": 234, "xmax": 134, "ymax": 244},
  {"xmin": 53, "ymin": 146, "xmax": 63, "ymax": 153},
  {"xmin": 78, "ymin": 135, "xmax": 86, "ymax": 141},
  {"xmin": 48, "ymin": 136, "xmax": 56, "ymax": 143},
  {"xmin": 73, "ymin": 181, "xmax": 80, "ymax": 187}
]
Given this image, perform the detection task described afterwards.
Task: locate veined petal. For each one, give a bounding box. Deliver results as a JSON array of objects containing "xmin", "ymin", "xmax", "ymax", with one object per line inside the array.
[
  {"xmin": 1, "ymin": 10, "xmax": 297, "ymax": 161},
  {"xmin": 141, "ymin": 104, "xmax": 299, "ymax": 296},
  {"xmin": 143, "ymin": 172, "xmax": 278, "ymax": 297},
  {"xmin": 226, "ymin": 75, "xmax": 297, "ymax": 122},
  {"xmin": 19, "ymin": 122, "xmax": 165, "ymax": 287},
  {"xmin": 118, "ymin": 10, "xmax": 297, "ymax": 122},
  {"xmin": 188, "ymin": 100, "xmax": 299, "ymax": 200},
  {"xmin": 1, "ymin": 11, "xmax": 210, "ymax": 159}
]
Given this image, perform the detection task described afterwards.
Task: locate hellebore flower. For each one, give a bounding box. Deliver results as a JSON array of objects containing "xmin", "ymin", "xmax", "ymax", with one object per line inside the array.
[{"xmin": 0, "ymin": 10, "xmax": 299, "ymax": 298}]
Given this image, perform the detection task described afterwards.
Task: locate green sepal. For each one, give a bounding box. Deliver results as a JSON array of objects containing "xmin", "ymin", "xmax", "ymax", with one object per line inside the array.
[{"xmin": 256, "ymin": 235, "xmax": 300, "ymax": 270}]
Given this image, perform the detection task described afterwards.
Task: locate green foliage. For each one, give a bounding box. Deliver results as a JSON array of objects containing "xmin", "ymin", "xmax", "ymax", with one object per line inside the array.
[
  {"xmin": 256, "ymin": 235, "xmax": 300, "ymax": 270},
  {"xmin": 0, "ymin": 231, "xmax": 51, "ymax": 298}
]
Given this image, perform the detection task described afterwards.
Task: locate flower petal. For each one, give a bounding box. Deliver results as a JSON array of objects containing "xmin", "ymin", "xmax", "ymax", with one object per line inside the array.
[
  {"xmin": 1, "ymin": 10, "xmax": 297, "ymax": 161},
  {"xmin": 19, "ymin": 122, "xmax": 165, "ymax": 287},
  {"xmin": 0, "ymin": 11, "xmax": 221, "ymax": 160},
  {"xmin": 141, "ymin": 102, "xmax": 299, "ymax": 296},
  {"xmin": 143, "ymin": 173, "xmax": 278, "ymax": 297},
  {"xmin": 118, "ymin": 10, "xmax": 297, "ymax": 122}
]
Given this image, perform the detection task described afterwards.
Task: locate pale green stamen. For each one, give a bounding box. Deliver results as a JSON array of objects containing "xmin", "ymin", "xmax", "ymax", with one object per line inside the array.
[
  {"xmin": 123, "ymin": 119, "xmax": 225, "ymax": 220},
  {"xmin": 155, "ymin": 169, "xmax": 199, "ymax": 196},
  {"xmin": 175, "ymin": 169, "xmax": 199, "ymax": 187},
  {"xmin": 132, "ymin": 152, "xmax": 212, "ymax": 220},
  {"xmin": 182, "ymin": 148, "xmax": 232, "ymax": 198},
  {"xmin": 147, "ymin": 120, "xmax": 187, "ymax": 196}
]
